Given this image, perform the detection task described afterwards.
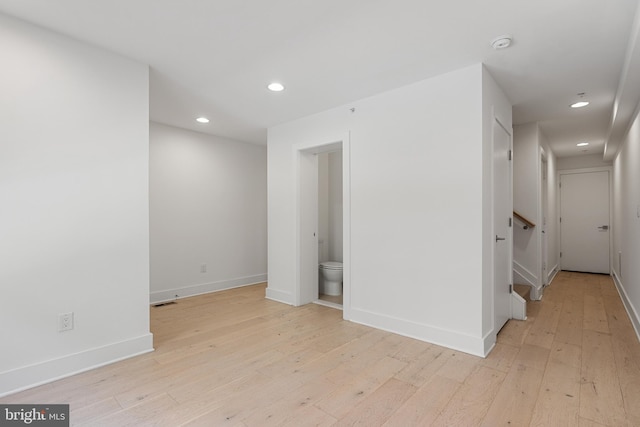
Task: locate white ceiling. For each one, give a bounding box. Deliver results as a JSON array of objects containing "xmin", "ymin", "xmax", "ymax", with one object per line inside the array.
[{"xmin": 1, "ymin": 0, "xmax": 639, "ymax": 158}]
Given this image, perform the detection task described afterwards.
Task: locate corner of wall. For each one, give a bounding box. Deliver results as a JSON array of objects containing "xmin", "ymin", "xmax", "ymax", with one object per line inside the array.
[
  {"xmin": 0, "ymin": 334, "xmax": 153, "ymax": 397},
  {"xmin": 265, "ymin": 287, "xmax": 294, "ymax": 306},
  {"xmin": 612, "ymin": 272, "xmax": 640, "ymax": 342}
]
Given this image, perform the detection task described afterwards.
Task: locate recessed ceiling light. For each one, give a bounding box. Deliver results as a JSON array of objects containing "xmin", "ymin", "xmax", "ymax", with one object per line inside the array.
[
  {"xmin": 490, "ymin": 35, "xmax": 512, "ymax": 49},
  {"xmin": 267, "ymin": 82, "xmax": 285, "ymax": 92},
  {"xmin": 577, "ymin": 142, "xmax": 589, "ymax": 147},
  {"xmin": 570, "ymin": 101, "xmax": 589, "ymax": 108},
  {"xmin": 196, "ymin": 117, "xmax": 210, "ymax": 123}
]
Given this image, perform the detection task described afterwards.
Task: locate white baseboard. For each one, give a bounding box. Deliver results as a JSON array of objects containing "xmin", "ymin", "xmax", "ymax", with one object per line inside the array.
[
  {"xmin": 547, "ymin": 264, "xmax": 559, "ymax": 284},
  {"xmin": 348, "ymin": 307, "xmax": 488, "ymax": 358},
  {"xmin": 0, "ymin": 333, "xmax": 153, "ymax": 397},
  {"xmin": 265, "ymin": 287, "xmax": 294, "ymax": 305},
  {"xmin": 612, "ymin": 271, "xmax": 640, "ymax": 342},
  {"xmin": 150, "ymin": 274, "xmax": 268, "ymax": 304}
]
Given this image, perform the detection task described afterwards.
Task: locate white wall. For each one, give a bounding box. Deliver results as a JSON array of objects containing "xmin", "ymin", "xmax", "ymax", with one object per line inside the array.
[
  {"xmin": 318, "ymin": 153, "xmax": 330, "ymax": 262},
  {"xmin": 542, "ymin": 140, "xmax": 559, "ymax": 282},
  {"xmin": 557, "ymin": 153, "xmax": 612, "ymax": 170},
  {"xmin": 268, "ymin": 64, "xmax": 511, "ymax": 356},
  {"xmin": 149, "ymin": 123, "xmax": 267, "ymax": 303},
  {"xmin": 512, "ymin": 123, "xmax": 560, "ymax": 295},
  {"xmin": 328, "ymin": 151, "xmax": 343, "ymax": 262},
  {"xmin": 0, "ymin": 14, "xmax": 152, "ymax": 395},
  {"xmin": 482, "ymin": 67, "xmax": 515, "ymax": 344},
  {"xmin": 513, "ymin": 123, "xmax": 542, "ymax": 292},
  {"xmin": 612, "ymin": 105, "xmax": 640, "ymax": 338}
]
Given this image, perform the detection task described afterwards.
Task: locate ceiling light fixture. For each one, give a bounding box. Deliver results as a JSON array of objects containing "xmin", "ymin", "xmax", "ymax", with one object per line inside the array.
[
  {"xmin": 490, "ymin": 35, "xmax": 512, "ymax": 50},
  {"xmin": 196, "ymin": 117, "xmax": 210, "ymax": 123},
  {"xmin": 571, "ymin": 101, "xmax": 589, "ymax": 108},
  {"xmin": 571, "ymin": 92, "xmax": 589, "ymax": 108},
  {"xmin": 267, "ymin": 82, "xmax": 285, "ymax": 92},
  {"xmin": 576, "ymin": 142, "xmax": 589, "ymax": 147}
]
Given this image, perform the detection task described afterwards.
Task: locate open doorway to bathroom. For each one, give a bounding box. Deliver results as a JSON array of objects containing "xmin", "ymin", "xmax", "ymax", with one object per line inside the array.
[
  {"xmin": 294, "ymin": 133, "xmax": 350, "ymax": 318},
  {"xmin": 317, "ymin": 150, "xmax": 343, "ymax": 308}
]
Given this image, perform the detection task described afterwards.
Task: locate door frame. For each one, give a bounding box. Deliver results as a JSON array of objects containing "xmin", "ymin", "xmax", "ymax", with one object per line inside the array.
[
  {"xmin": 557, "ymin": 166, "xmax": 613, "ymax": 274},
  {"xmin": 492, "ymin": 115, "xmax": 513, "ymax": 334},
  {"xmin": 293, "ymin": 132, "xmax": 351, "ymax": 319},
  {"xmin": 540, "ymin": 149, "xmax": 548, "ymax": 285}
]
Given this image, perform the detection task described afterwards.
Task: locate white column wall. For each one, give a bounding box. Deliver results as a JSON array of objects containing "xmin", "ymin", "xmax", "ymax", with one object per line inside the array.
[
  {"xmin": 0, "ymin": 14, "xmax": 151, "ymax": 395},
  {"xmin": 268, "ymin": 64, "xmax": 510, "ymax": 355},
  {"xmin": 149, "ymin": 123, "xmax": 267, "ymax": 303}
]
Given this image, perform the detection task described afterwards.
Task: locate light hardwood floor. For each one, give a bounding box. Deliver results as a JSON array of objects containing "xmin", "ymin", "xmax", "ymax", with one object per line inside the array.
[{"xmin": 3, "ymin": 272, "xmax": 640, "ymax": 426}]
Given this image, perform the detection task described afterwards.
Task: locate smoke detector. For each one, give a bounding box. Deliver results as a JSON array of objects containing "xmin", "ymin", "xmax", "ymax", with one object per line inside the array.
[{"xmin": 491, "ymin": 35, "xmax": 512, "ymax": 49}]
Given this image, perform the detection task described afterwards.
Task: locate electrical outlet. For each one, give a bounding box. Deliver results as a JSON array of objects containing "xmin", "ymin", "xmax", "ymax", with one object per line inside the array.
[
  {"xmin": 59, "ymin": 312, "xmax": 74, "ymax": 332},
  {"xmin": 200, "ymin": 264, "xmax": 207, "ymax": 273}
]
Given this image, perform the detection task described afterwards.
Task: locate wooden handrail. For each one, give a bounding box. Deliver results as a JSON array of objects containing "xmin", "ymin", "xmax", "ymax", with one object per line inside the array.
[{"xmin": 513, "ymin": 211, "xmax": 535, "ymax": 229}]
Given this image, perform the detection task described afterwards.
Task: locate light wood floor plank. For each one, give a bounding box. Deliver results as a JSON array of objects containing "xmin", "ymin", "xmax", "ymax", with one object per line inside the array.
[
  {"xmin": 481, "ymin": 344, "xmax": 547, "ymax": 426},
  {"xmin": 530, "ymin": 341, "xmax": 582, "ymax": 426},
  {"xmin": 333, "ymin": 378, "xmax": 417, "ymax": 426},
  {"xmin": 580, "ymin": 329, "xmax": 626, "ymax": 426},
  {"xmin": 382, "ymin": 374, "xmax": 460, "ymax": 426},
  {"xmin": 431, "ymin": 366, "xmax": 506, "ymax": 426},
  {"xmin": 2, "ymin": 275, "xmax": 640, "ymax": 426}
]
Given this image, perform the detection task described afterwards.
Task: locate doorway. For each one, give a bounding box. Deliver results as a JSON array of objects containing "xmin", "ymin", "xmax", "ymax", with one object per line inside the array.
[
  {"xmin": 317, "ymin": 150, "xmax": 343, "ymax": 307},
  {"xmin": 559, "ymin": 168, "xmax": 611, "ymax": 274},
  {"xmin": 294, "ymin": 134, "xmax": 351, "ymax": 318}
]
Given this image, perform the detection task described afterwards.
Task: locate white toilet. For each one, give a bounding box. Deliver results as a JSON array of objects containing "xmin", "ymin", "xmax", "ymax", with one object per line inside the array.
[{"xmin": 319, "ymin": 261, "xmax": 343, "ymax": 296}]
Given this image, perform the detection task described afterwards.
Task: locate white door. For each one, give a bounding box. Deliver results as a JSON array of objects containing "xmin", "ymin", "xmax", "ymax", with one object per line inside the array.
[
  {"xmin": 297, "ymin": 151, "xmax": 319, "ymax": 305},
  {"xmin": 560, "ymin": 170, "xmax": 610, "ymax": 274},
  {"xmin": 541, "ymin": 158, "xmax": 548, "ymax": 284},
  {"xmin": 493, "ymin": 119, "xmax": 512, "ymax": 332}
]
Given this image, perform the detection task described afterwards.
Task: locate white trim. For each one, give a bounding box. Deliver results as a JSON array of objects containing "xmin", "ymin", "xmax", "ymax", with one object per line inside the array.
[
  {"xmin": 612, "ymin": 271, "xmax": 640, "ymax": 342},
  {"xmin": 547, "ymin": 263, "xmax": 559, "ymax": 284},
  {"xmin": 513, "ymin": 260, "xmax": 543, "ymax": 300},
  {"xmin": 349, "ymin": 307, "xmax": 488, "ymax": 357},
  {"xmin": 557, "ymin": 167, "xmax": 613, "ymax": 274},
  {"xmin": 513, "ymin": 260, "xmax": 538, "ymax": 287},
  {"xmin": 265, "ymin": 288, "xmax": 294, "ymax": 305},
  {"xmin": 0, "ymin": 334, "xmax": 153, "ymax": 397},
  {"xmin": 150, "ymin": 274, "xmax": 268, "ymax": 304},
  {"xmin": 490, "ymin": 113, "xmax": 513, "ymax": 340},
  {"xmin": 292, "ymin": 132, "xmax": 351, "ymax": 318},
  {"xmin": 312, "ymin": 299, "xmax": 342, "ymax": 310}
]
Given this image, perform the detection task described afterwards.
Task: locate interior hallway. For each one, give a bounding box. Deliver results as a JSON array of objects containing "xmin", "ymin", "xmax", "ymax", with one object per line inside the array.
[{"xmin": 2, "ymin": 272, "xmax": 639, "ymax": 426}]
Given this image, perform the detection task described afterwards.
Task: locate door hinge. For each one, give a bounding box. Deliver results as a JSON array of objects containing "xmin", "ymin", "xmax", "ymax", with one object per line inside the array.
[
  {"xmin": 559, "ymin": 182, "xmax": 562, "ymax": 188},
  {"xmin": 508, "ymin": 150, "xmax": 512, "ymax": 160},
  {"xmin": 560, "ymin": 252, "xmax": 562, "ymax": 258},
  {"xmin": 509, "ymin": 284, "xmax": 513, "ymax": 294},
  {"xmin": 508, "ymin": 217, "xmax": 512, "ymax": 227},
  {"xmin": 560, "ymin": 217, "xmax": 562, "ymax": 223}
]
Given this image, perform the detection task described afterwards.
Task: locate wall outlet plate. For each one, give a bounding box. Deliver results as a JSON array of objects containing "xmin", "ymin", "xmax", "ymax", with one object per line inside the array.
[{"xmin": 59, "ymin": 312, "xmax": 74, "ymax": 332}]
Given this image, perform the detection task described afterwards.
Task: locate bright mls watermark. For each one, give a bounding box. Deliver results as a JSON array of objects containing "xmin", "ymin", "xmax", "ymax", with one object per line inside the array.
[{"xmin": 0, "ymin": 405, "xmax": 69, "ymax": 426}]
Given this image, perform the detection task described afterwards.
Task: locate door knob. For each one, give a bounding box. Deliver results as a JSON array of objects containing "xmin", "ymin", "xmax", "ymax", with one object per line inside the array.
[
  {"xmin": 496, "ymin": 235, "xmax": 506, "ymax": 242},
  {"xmin": 597, "ymin": 225, "xmax": 609, "ymax": 230}
]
